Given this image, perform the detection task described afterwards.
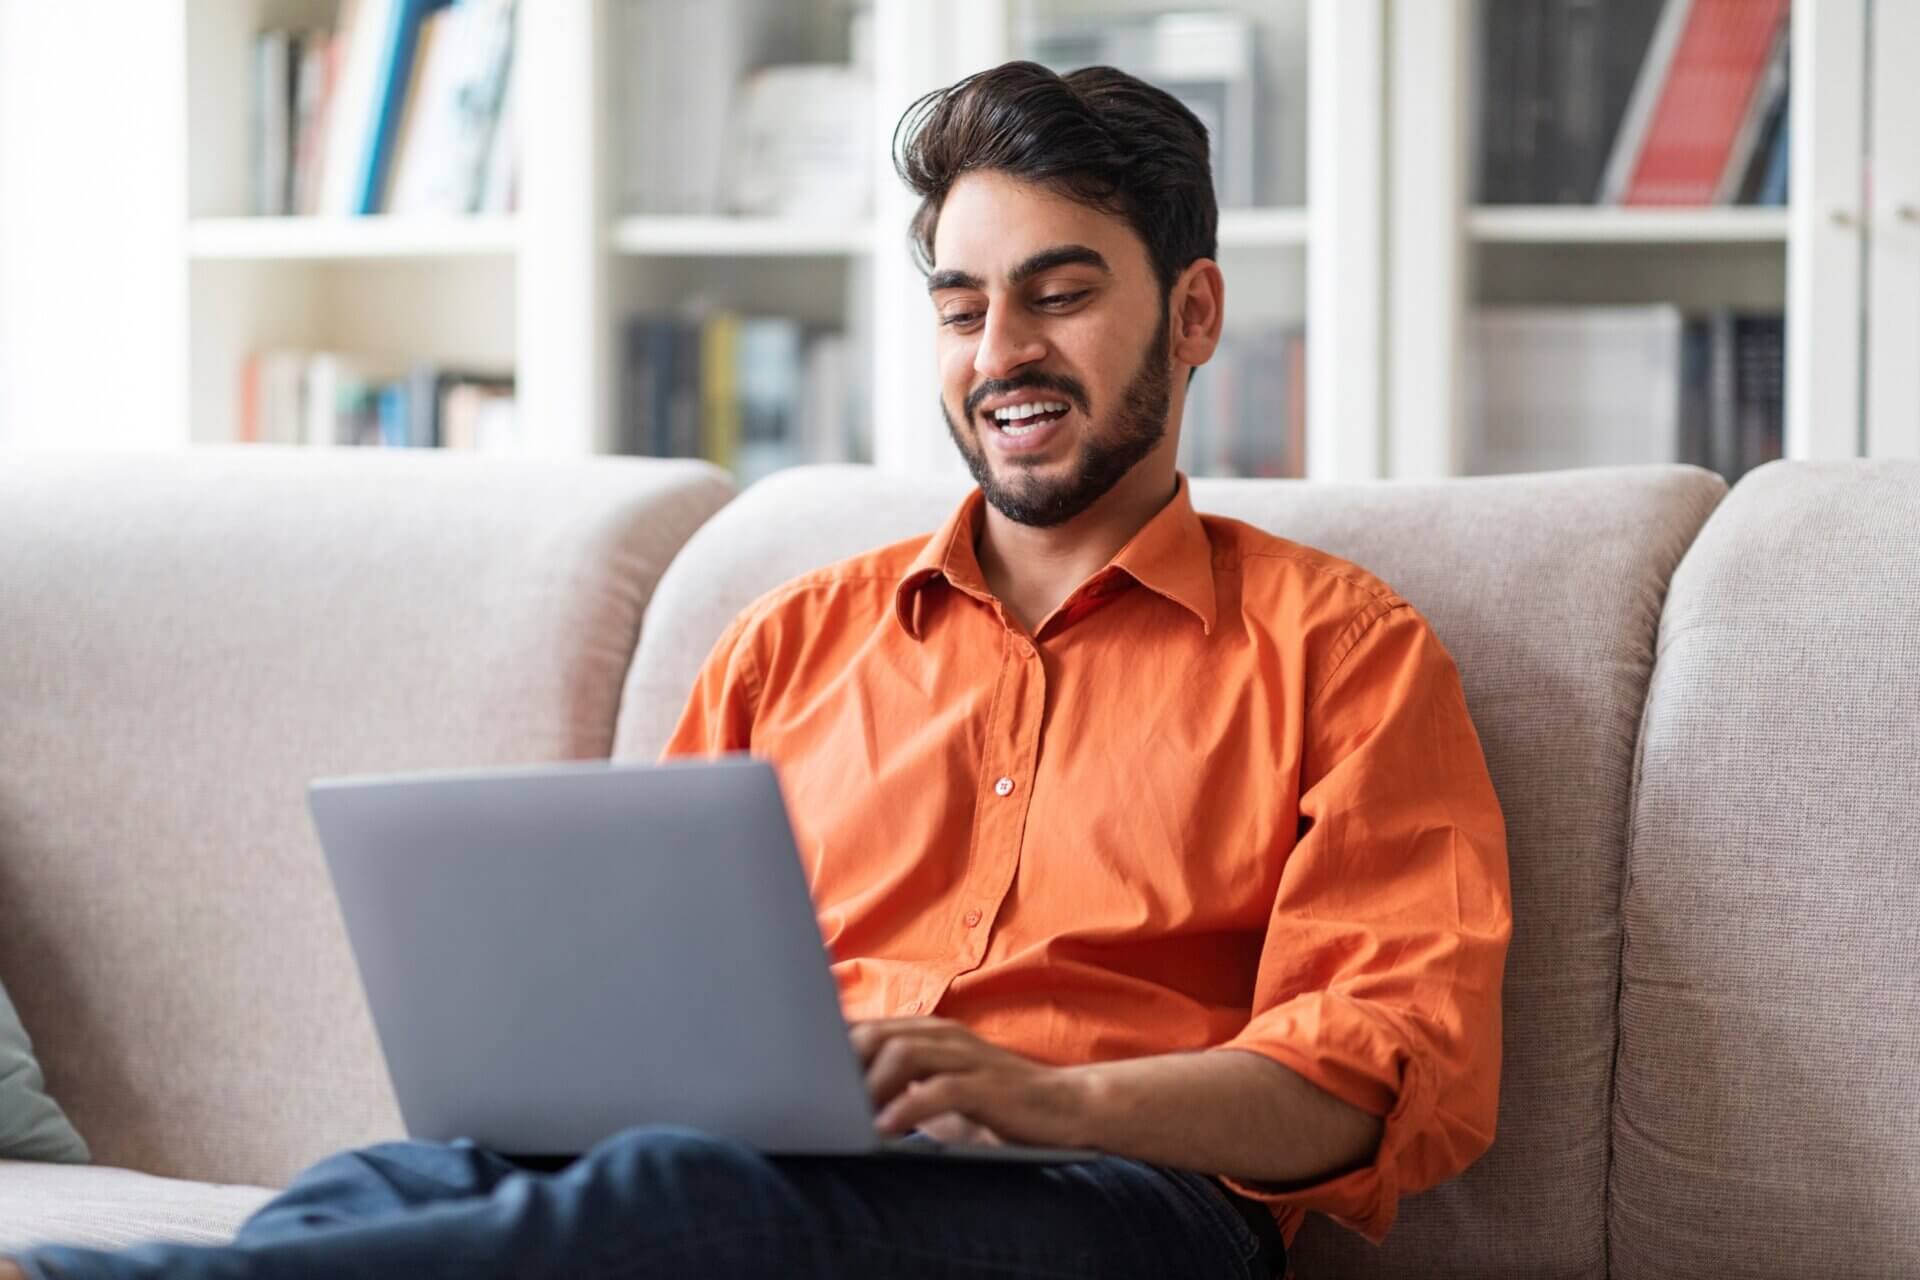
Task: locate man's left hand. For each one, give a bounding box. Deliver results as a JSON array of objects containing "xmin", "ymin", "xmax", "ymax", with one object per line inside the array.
[{"xmin": 850, "ymin": 1016, "xmax": 1093, "ymax": 1149}]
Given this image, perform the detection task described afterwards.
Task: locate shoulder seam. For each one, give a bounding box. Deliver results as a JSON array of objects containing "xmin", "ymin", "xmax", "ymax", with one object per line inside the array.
[
  {"xmin": 732, "ymin": 572, "xmax": 908, "ymax": 719},
  {"xmin": 1305, "ymin": 600, "xmax": 1409, "ymax": 714},
  {"xmin": 1234, "ymin": 545, "xmax": 1403, "ymax": 608}
]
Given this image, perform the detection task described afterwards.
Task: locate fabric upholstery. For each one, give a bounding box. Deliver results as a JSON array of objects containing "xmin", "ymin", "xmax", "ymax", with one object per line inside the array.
[
  {"xmin": 0, "ymin": 447, "xmax": 733, "ymax": 1190},
  {"xmin": 616, "ymin": 462, "xmax": 1727, "ymax": 1278},
  {"xmin": 0, "ymin": 1161, "xmax": 272, "ymax": 1255},
  {"xmin": 1611, "ymin": 459, "xmax": 1920, "ymax": 1279}
]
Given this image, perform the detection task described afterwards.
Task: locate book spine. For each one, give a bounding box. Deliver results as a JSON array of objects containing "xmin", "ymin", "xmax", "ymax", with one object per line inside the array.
[
  {"xmin": 1597, "ymin": 0, "xmax": 1693, "ymax": 204},
  {"xmin": 1622, "ymin": 0, "xmax": 1791, "ymax": 205},
  {"xmin": 701, "ymin": 312, "xmax": 741, "ymax": 470},
  {"xmin": 358, "ymin": 0, "xmax": 447, "ymax": 215},
  {"xmin": 1713, "ymin": 12, "xmax": 1790, "ymax": 204}
]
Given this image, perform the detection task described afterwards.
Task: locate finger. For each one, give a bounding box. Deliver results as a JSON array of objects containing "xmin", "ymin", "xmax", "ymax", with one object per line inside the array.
[
  {"xmin": 876, "ymin": 1073, "xmax": 977, "ymax": 1135},
  {"xmin": 849, "ymin": 1016, "xmax": 962, "ymax": 1068},
  {"xmin": 866, "ymin": 1036, "xmax": 984, "ymax": 1110},
  {"xmin": 916, "ymin": 1111, "xmax": 1005, "ymax": 1146}
]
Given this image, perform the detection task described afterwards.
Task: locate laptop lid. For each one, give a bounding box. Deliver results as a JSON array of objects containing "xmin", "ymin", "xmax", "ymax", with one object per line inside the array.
[{"xmin": 308, "ymin": 756, "xmax": 883, "ymax": 1157}]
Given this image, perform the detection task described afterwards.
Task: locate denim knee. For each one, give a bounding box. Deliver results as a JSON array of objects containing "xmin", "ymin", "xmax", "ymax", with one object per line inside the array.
[{"xmin": 566, "ymin": 1124, "xmax": 793, "ymax": 1222}]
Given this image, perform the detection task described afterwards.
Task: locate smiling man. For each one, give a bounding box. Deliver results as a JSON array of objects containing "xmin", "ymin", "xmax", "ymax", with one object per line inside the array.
[{"xmin": 7, "ymin": 61, "xmax": 1511, "ymax": 1280}]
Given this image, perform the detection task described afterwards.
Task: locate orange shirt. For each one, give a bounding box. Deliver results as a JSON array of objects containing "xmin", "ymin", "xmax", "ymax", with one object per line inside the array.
[{"xmin": 660, "ymin": 473, "xmax": 1512, "ymax": 1246}]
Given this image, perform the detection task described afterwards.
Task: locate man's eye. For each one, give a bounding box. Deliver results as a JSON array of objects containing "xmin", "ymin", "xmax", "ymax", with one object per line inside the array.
[
  {"xmin": 1038, "ymin": 291, "xmax": 1088, "ymax": 307},
  {"xmin": 940, "ymin": 311, "xmax": 981, "ymax": 328}
]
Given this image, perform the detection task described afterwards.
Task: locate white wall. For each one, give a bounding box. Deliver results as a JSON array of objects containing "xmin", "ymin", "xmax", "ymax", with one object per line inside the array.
[{"xmin": 0, "ymin": 0, "xmax": 187, "ymax": 448}]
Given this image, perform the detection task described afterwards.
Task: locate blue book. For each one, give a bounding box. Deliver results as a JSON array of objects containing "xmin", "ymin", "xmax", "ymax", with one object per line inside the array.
[
  {"xmin": 377, "ymin": 382, "xmax": 409, "ymax": 448},
  {"xmin": 357, "ymin": 0, "xmax": 452, "ymax": 214},
  {"xmin": 1755, "ymin": 116, "xmax": 1789, "ymax": 207}
]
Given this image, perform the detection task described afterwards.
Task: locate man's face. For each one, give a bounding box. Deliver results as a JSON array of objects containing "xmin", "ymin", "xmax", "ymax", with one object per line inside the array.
[{"xmin": 928, "ymin": 171, "xmax": 1174, "ymax": 527}]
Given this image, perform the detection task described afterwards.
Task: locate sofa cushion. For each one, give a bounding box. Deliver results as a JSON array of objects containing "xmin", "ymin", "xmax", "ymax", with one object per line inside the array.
[
  {"xmin": 0, "ymin": 447, "xmax": 733, "ymax": 1192},
  {"xmin": 1612, "ymin": 459, "xmax": 1920, "ymax": 1279},
  {"xmin": 616, "ymin": 462, "xmax": 1727, "ymax": 1278},
  {"xmin": 0, "ymin": 1161, "xmax": 272, "ymax": 1254}
]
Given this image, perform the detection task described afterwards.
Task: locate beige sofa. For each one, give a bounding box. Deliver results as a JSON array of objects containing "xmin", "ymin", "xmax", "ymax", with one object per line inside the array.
[{"xmin": 1, "ymin": 446, "xmax": 1915, "ymax": 1278}]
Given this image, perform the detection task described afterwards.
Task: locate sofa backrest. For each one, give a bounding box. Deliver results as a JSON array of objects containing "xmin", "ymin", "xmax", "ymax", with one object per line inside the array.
[
  {"xmin": 0, "ymin": 447, "xmax": 732, "ymax": 1189},
  {"xmin": 617, "ymin": 462, "xmax": 1727, "ymax": 1278},
  {"xmin": 1611, "ymin": 459, "xmax": 1920, "ymax": 1279}
]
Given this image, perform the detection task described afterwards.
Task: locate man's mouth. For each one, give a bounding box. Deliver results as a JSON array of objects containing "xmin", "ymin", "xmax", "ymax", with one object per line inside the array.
[
  {"xmin": 982, "ymin": 400, "xmax": 1071, "ymax": 435},
  {"xmin": 979, "ymin": 400, "xmax": 1072, "ymax": 454}
]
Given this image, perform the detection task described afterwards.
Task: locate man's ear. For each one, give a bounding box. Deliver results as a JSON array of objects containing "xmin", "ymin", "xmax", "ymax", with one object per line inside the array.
[{"xmin": 1170, "ymin": 259, "xmax": 1225, "ymax": 371}]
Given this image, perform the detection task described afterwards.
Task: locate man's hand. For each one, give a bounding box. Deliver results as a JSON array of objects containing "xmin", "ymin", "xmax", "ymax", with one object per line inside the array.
[{"xmin": 849, "ymin": 1016, "xmax": 1092, "ymax": 1149}]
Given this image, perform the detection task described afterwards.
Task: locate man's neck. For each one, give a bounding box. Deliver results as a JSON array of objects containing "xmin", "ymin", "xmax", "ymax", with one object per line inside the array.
[{"xmin": 975, "ymin": 464, "xmax": 1180, "ymax": 637}]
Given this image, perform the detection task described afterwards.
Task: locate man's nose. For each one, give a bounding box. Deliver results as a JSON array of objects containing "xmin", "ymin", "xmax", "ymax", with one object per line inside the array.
[{"xmin": 972, "ymin": 307, "xmax": 1047, "ymax": 380}]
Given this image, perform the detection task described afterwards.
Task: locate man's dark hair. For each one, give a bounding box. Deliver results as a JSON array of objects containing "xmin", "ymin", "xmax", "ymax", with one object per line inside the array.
[{"xmin": 891, "ymin": 60, "xmax": 1218, "ymax": 302}]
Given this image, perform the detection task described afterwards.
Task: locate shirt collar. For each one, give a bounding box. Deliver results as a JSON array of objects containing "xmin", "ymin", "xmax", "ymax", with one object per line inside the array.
[{"xmin": 892, "ymin": 473, "xmax": 1217, "ymax": 640}]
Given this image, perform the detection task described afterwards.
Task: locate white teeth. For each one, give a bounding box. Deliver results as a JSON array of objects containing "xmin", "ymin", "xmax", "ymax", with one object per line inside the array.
[{"xmin": 991, "ymin": 400, "xmax": 1068, "ymax": 423}]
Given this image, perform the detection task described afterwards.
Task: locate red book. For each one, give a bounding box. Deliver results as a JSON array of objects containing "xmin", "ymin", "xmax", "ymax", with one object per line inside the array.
[
  {"xmin": 238, "ymin": 352, "xmax": 261, "ymax": 445},
  {"xmin": 1603, "ymin": 0, "xmax": 1791, "ymax": 206}
]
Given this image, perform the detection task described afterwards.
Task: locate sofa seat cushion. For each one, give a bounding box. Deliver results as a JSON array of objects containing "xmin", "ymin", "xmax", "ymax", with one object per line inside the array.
[{"xmin": 0, "ymin": 1160, "xmax": 274, "ymax": 1255}]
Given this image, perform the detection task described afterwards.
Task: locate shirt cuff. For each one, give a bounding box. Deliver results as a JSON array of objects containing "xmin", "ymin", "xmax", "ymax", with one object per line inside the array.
[{"xmin": 1207, "ymin": 1022, "xmax": 1436, "ymax": 1245}]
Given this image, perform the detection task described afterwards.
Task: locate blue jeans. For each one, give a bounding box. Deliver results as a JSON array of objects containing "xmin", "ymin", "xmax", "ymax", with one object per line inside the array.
[{"xmin": 17, "ymin": 1125, "xmax": 1286, "ymax": 1279}]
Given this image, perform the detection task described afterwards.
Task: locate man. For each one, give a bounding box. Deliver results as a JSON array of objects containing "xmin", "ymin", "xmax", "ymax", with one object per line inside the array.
[{"xmin": 8, "ymin": 61, "xmax": 1510, "ymax": 1280}]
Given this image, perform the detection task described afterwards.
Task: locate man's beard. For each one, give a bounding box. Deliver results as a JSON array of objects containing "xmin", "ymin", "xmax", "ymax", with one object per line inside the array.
[{"xmin": 941, "ymin": 309, "xmax": 1172, "ymax": 528}]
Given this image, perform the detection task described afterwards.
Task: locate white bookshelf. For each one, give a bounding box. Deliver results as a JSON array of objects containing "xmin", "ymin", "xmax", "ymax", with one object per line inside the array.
[
  {"xmin": 158, "ymin": 0, "xmax": 1911, "ymax": 479},
  {"xmin": 1389, "ymin": 0, "xmax": 1920, "ymax": 476},
  {"xmin": 168, "ymin": 0, "xmax": 1363, "ymax": 478}
]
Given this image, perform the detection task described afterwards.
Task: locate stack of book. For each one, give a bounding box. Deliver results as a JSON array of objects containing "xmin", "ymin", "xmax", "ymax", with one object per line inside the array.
[
  {"xmin": 251, "ymin": 0, "xmax": 517, "ymax": 218},
  {"xmin": 239, "ymin": 351, "xmax": 516, "ymax": 450},
  {"xmin": 1179, "ymin": 325, "xmax": 1307, "ymax": 479},
  {"xmin": 616, "ymin": 0, "xmax": 873, "ymax": 217},
  {"xmin": 1479, "ymin": 0, "xmax": 1791, "ymax": 205},
  {"xmin": 1467, "ymin": 305, "xmax": 1783, "ymax": 482},
  {"xmin": 619, "ymin": 312, "xmax": 862, "ymax": 486}
]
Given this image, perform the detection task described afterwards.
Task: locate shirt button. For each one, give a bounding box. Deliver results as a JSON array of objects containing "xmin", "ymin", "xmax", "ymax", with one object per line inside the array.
[
  {"xmin": 963, "ymin": 910, "xmax": 982, "ymax": 927},
  {"xmin": 994, "ymin": 776, "xmax": 1015, "ymax": 797}
]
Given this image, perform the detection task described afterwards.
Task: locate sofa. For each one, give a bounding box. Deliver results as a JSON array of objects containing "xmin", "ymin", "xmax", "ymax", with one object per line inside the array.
[{"xmin": 1, "ymin": 445, "xmax": 1915, "ymax": 1278}]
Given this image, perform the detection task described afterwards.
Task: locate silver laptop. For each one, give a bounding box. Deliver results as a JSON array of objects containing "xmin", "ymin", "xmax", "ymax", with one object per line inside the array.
[{"xmin": 307, "ymin": 755, "xmax": 1097, "ymax": 1166}]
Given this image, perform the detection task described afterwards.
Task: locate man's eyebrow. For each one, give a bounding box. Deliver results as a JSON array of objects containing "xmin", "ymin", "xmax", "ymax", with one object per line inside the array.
[{"xmin": 925, "ymin": 244, "xmax": 1113, "ymax": 295}]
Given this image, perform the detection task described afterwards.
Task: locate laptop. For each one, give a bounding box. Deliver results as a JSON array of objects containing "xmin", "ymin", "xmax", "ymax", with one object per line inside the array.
[{"xmin": 307, "ymin": 755, "xmax": 1098, "ymax": 1166}]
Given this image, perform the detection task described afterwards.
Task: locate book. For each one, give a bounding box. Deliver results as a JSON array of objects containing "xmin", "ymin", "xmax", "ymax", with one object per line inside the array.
[
  {"xmin": 357, "ymin": 0, "xmax": 451, "ymax": 214},
  {"xmin": 620, "ymin": 308, "xmax": 860, "ymax": 475},
  {"xmin": 380, "ymin": 8, "xmax": 448, "ymax": 215},
  {"xmin": 318, "ymin": 0, "xmax": 387, "ymax": 215},
  {"xmin": 290, "ymin": 30, "xmax": 336, "ymax": 216},
  {"xmin": 476, "ymin": 35, "xmax": 517, "ymax": 214},
  {"xmin": 1478, "ymin": 0, "xmax": 1667, "ymax": 203},
  {"xmin": 1466, "ymin": 306, "xmax": 1685, "ymax": 474},
  {"xmin": 384, "ymin": 0, "xmax": 516, "ymax": 215},
  {"xmin": 699, "ymin": 312, "xmax": 741, "ymax": 470},
  {"xmin": 252, "ymin": 30, "xmax": 293, "ymax": 215},
  {"xmin": 240, "ymin": 350, "xmax": 514, "ymax": 450},
  {"xmin": 1715, "ymin": 12, "xmax": 1790, "ymax": 204},
  {"xmin": 1601, "ymin": 0, "xmax": 1791, "ymax": 205}
]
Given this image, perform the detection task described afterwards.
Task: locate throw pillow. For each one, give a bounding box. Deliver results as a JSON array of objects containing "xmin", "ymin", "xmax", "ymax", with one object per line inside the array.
[{"xmin": 0, "ymin": 979, "xmax": 88, "ymax": 1162}]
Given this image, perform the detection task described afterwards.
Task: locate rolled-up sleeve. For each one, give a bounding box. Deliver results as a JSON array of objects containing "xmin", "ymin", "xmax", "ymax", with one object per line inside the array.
[{"xmin": 1211, "ymin": 602, "xmax": 1512, "ymax": 1243}]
